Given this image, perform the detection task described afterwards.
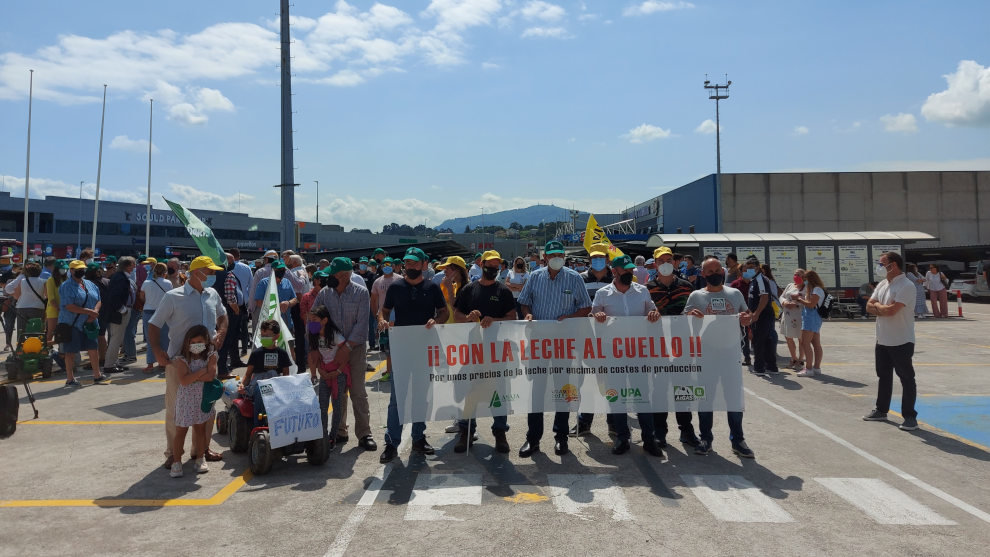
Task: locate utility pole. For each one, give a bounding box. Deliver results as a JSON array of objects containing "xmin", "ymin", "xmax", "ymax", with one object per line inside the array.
[
  {"xmin": 314, "ymin": 180, "xmax": 319, "ymax": 226},
  {"xmin": 704, "ymin": 75, "xmax": 730, "ymax": 233},
  {"xmin": 23, "ymin": 69, "xmax": 33, "ymax": 263},
  {"xmin": 274, "ymin": 0, "xmax": 298, "ymax": 252},
  {"xmin": 78, "ymin": 180, "xmax": 83, "ymax": 255}
]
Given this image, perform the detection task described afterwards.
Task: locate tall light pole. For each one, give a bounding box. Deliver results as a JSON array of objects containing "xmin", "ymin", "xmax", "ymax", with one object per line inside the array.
[
  {"xmin": 22, "ymin": 69, "xmax": 34, "ymax": 263},
  {"xmin": 91, "ymin": 84, "xmax": 108, "ymax": 253},
  {"xmin": 314, "ymin": 180, "xmax": 319, "ymax": 226},
  {"xmin": 480, "ymin": 207, "xmax": 485, "ymax": 249},
  {"xmin": 704, "ymin": 76, "xmax": 730, "ymax": 233},
  {"xmin": 77, "ymin": 180, "xmax": 83, "ymax": 255}
]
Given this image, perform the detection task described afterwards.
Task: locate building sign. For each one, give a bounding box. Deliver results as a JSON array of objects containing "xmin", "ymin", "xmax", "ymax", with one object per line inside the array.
[
  {"xmin": 838, "ymin": 245, "xmax": 869, "ymax": 287},
  {"xmin": 805, "ymin": 246, "xmax": 837, "ymax": 288},
  {"xmin": 235, "ymin": 241, "xmax": 257, "ymax": 249},
  {"xmin": 769, "ymin": 246, "xmax": 799, "ymax": 275},
  {"xmin": 703, "ymin": 246, "xmax": 733, "ymax": 262},
  {"xmin": 734, "ymin": 246, "xmax": 766, "ymax": 263}
]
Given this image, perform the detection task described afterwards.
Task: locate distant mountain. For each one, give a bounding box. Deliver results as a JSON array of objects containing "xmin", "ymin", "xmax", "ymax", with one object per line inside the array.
[{"xmin": 437, "ymin": 204, "xmax": 587, "ymax": 231}]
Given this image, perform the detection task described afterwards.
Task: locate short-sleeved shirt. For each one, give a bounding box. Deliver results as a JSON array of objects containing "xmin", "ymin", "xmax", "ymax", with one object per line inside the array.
[
  {"xmin": 468, "ymin": 263, "xmax": 483, "ymax": 282},
  {"xmin": 148, "ymin": 282, "xmax": 226, "ymax": 358},
  {"xmin": 747, "ymin": 273, "xmax": 774, "ymax": 321},
  {"xmin": 870, "ymin": 274, "xmax": 916, "ymax": 346},
  {"xmin": 647, "ymin": 276, "xmax": 695, "ymax": 316},
  {"xmin": 371, "ymin": 274, "xmax": 399, "ymax": 314},
  {"xmin": 58, "ymin": 278, "xmax": 101, "ymax": 330},
  {"xmin": 592, "ymin": 281, "xmax": 654, "ymax": 317},
  {"xmin": 255, "ymin": 276, "xmax": 297, "ymax": 327},
  {"xmin": 517, "ymin": 266, "xmax": 592, "ymax": 321},
  {"xmin": 454, "ymin": 280, "xmax": 516, "ymax": 319},
  {"xmin": 684, "ymin": 286, "xmax": 748, "ymax": 316},
  {"xmin": 140, "ymin": 277, "xmax": 173, "ymax": 311},
  {"xmin": 383, "ymin": 279, "xmax": 446, "ymax": 327},
  {"xmin": 246, "ymin": 347, "xmax": 291, "ymax": 385}
]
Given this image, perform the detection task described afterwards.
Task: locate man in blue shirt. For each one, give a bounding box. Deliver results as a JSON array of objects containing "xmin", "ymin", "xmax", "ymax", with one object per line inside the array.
[
  {"xmin": 517, "ymin": 241, "xmax": 592, "ymax": 457},
  {"xmin": 254, "ymin": 260, "xmax": 298, "ymax": 330}
]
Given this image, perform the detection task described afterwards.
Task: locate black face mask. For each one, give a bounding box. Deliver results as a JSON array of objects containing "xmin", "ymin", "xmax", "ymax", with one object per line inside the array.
[
  {"xmin": 274, "ymin": 269, "xmax": 286, "ymax": 280},
  {"xmin": 618, "ymin": 273, "xmax": 633, "ymax": 286},
  {"xmin": 73, "ymin": 269, "xmax": 86, "ymax": 279},
  {"xmin": 167, "ymin": 267, "xmax": 176, "ymax": 275},
  {"xmin": 325, "ymin": 276, "xmax": 339, "ymax": 289},
  {"xmin": 705, "ymin": 273, "xmax": 725, "ymax": 286},
  {"xmin": 515, "ymin": 264, "xmax": 524, "ymax": 270},
  {"xmin": 482, "ymin": 266, "xmax": 499, "ymax": 280},
  {"xmin": 405, "ymin": 268, "xmax": 422, "ymax": 280},
  {"xmin": 265, "ymin": 257, "xmax": 275, "ymax": 265}
]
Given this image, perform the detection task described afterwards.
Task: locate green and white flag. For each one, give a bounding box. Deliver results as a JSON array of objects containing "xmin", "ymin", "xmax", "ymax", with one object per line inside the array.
[
  {"xmin": 163, "ymin": 197, "xmax": 226, "ymax": 267},
  {"xmin": 252, "ymin": 274, "xmax": 297, "ymax": 374}
]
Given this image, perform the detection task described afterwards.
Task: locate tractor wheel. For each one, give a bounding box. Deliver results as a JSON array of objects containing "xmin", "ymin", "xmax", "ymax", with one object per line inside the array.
[
  {"xmin": 215, "ymin": 410, "xmax": 229, "ymax": 435},
  {"xmin": 249, "ymin": 430, "xmax": 274, "ymax": 475},
  {"xmin": 229, "ymin": 410, "xmax": 251, "ymax": 453}
]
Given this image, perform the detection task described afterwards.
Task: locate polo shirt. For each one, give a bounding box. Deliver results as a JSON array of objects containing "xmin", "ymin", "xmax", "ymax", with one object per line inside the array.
[
  {"xmin": 580, "ymin": 268, "xmax": 613, "ymax": 300},
  {"xmin": 517, "ymin": 266, "xmax": 592, "ymax": 321},
  {"xmin": 592, "ymin": 281, "xmax": 654, "ymax": 317},
  {"xmin": 870, "ymin": 273, "xmax": 917, "ymax": 346},
  {"xmin": 383, "ymin": 278, "xmax": 446, "ymax": 327},
  {"xmin": 148, "ymin": 282, "xmax": 226, "ymax": 358}
]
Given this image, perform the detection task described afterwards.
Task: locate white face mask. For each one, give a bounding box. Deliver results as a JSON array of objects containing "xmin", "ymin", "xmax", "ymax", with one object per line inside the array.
[
  {"xmin": 548, "ymin": 257, "xmax": 564, "ymax": 271},
  {"xmin": 189, "ymin": 342, "xmax": 207, "ymax": 354},
  {"xmin": 658, "ymin": 262, "xmax": 675, "ymax": 276},
  {"xmin": 875, "ymin": 264, "xmax": 888, "ymax": 277}
]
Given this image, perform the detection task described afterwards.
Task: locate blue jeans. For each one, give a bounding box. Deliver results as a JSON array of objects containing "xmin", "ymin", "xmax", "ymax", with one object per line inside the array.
[
  {"xmin": 124, "ymin": 307, "xmax": 140, "ymax": 359},
  {"xmin": 458, "ymin": 416, "xmax": 509, "ymax": 434},
  {"xmin": 143, "ymin": 310, "xmax": 168, "ymax": 365},
  {"xmin": 610, "ymin": 412, "xmax": 656, "ymax": 442},
  {"xmin": 698, "ymin": 411, "xmax": 745, "ymax": 444},
  {"xmin": 318, "ymin": 373, "xmax": 347, "ymax": 440},
  {"xmin": 386, "ymin": 373, "xmax": 426, "ymax": 447}
]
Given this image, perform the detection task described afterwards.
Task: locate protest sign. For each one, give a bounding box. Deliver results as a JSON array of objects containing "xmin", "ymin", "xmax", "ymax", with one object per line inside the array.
[{"xmin": 257, "ymin": 374, "xmax": 323, "ymax": 449}]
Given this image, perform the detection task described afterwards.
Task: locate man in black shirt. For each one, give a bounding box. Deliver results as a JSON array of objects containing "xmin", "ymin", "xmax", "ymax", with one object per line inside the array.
[
  {"xmin": 378, "ymin": 247, "xmax": 449, "ymax": 463},
  {"xmin": 452, "ymin": 250, "xmax": 517, "ymax": 453}
]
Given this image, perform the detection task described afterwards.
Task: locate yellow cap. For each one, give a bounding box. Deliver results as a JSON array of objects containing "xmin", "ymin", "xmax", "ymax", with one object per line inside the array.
[
  {"xmin": 653, "ymin": 246, "xmax": 673, "ymax": 259},
  {"xmin": 481, "ymin": 250, "xmax": 502, "ymax": 262},
  {"xmin": 436, "ymin": 256, "xmax": 467, "ymax": 270},
  {"xmin": 68, "ymin": 260, "xmax": 87, "ymax": 270},
  {"xmin": 189, "ymin": 256, "xmax": 223, "ymax": 272},
  {"xmin": 142, "ymin": 257, "xmax": 158, "ymax": 264},
  {"xmin": 588, "ymin": 243, "xmax": 609, "ymax": 257}
]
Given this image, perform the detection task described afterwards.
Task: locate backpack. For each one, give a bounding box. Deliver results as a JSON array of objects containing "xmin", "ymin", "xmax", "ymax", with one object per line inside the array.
[
  {"xmin": 0, "ymin": 384, "xmax": 18, "ymax": 438},
  {"xmin": 817, "ymin": 291, "xmax": 835, "ymax": 318},
  {"xmin": 749, "ymin": 275, "xmax": 782, "ymax": 320}
]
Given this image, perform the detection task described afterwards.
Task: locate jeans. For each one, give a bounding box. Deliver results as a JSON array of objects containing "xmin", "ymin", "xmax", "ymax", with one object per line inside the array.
[
  {"xmin": 290, "ymin": 304, "xmax": 307, "ymax": 369},
  {"xmin": 368, "ymin": 312, "xmax": 378, "ymax": 349},
  {"xmin": 740, "ymin": 326, "xmax": 751, "ymax": 361},
  {"xmin": 218, "ymin": 309, "xmax": 241, "ymax": 373},
  {"xmin": 654, "ymin": 412, "xmax": 696, "ymax": 440},
  {"xmin": 458, "ymin": 416, "xmax": 509, "ymax": 434},
  {"xmin": 239, "ymin": 307, "xmax": 251, "ymax": 354},
  {"xmin": 385, "ymin": 373, "xmax": 426, "ymax": 447},
  {"xmin": 124, "ymin": 307, "xmax": 139, "ymax": 359},
  {"xmin": 751, "ymin": 316, "xmax": 778, "ymax": 372},
  {"xmin": 874, "ymin": 342, "xmax": 917, "ymax": 419},
  {"xmin": 143, "ymin": 310, "xmax": 169, "ymax": 365},
  {"xmin": 611, "ymin": 412, "xmax": 656, "ymax": 442},
  {"xmin": 526, "ymin": 412, "xmax": 571, "ymax": 443},
  {"xmin": 857, "ymin": 296, "xmax": 869, "ymax": 316},
  {"xmin": 318, "ymin": 373, "xmax": 347, "ymax": 440},
  {"xmin": 698, "ymin": 411, "xmax": 745, "ymax": 444}
]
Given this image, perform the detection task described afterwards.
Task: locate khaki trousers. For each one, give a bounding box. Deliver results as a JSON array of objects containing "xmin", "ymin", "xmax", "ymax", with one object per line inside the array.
[{"xmin": 336, "ymin": 344, "xmax": 371, "ymax": 439}]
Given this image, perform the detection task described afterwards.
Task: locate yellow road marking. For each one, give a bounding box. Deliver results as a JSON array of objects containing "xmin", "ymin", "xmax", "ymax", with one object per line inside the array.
[
  {"xmin": 887, "ymin": 410, "xmax": 990, "ymax": 453},
  {"xmin": 18, "ymin": 420, "xmax": 165, "ymax": 425},
  {"xmin": 504, "ymin": 492, "xmax": 549, "ymax": 503},
  {"xmin": 365, "ymin": 359, "xmax": 386, "ymax": 381}
]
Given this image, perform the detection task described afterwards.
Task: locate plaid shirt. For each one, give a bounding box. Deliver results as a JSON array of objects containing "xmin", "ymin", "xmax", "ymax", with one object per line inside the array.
[
  {"xmin": 312, "ymin": 278, "xmax": 370, "ymax": 344},
  {"xmin": 646, "ymin": 276, "xmax": 695, "ymax": 316},
  {"xmin": 224, "ymin": 271, "xmax": 239, "ymax": 307}
]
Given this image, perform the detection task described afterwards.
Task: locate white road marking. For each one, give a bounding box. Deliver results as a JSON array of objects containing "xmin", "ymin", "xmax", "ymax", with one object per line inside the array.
[
  {"xmin": 816, "ymin": 478, "xmax": 956, "ymax": 525},
  {"xmin": 404, "ymin": 473, "xmax": 483, "ymax": 521},
  {"xmin": 747, "ymin": 387, "xmax": 990, "ymax": 524},
  {"xmin": 680, "ymin": 474, "xmax": 794, "ymax": 523},
  {"xmin": 546, "ymin": 474, "xmax": 633, "ymax": 521}
]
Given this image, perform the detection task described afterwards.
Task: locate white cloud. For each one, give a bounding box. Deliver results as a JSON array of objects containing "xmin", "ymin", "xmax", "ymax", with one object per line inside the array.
[
  {"xmin": 793, "ymin": 125, "xmax": 809, "ymax": 135},
  {"xmin": 422, "ymin": 0, "xmax": 502, "ymax": 33},
  {"xmin": 319, "ymin": 69, "xmax": 366, "ymax": 87},
  {"xmin": 694, "ymin": 119, "xmax": 717, "ymax": 134},
  {"xmin": 520, "ymin": 1, "xmax": 566, "ymax": 22},
  {"xmin": 880, "ymin": 113, "xmax": 918, "ymax": 133},
  {"xmin": 2, "ymin": 175, "xmax": 149, "ymax": 205},
  {"xmin": 623, "ymin": 1, "xmax": 695, "ymax": 17},
  {"xmin": 110, "ymin": 135, "xmax": 159, "ymax": 154},
  {"xmin": 521, "ymin": 26, "xmax": 570, "ymax": 39},
  {"xmin": 481, "ymin": 61, "xmax": 501, "ymax": 70},
  {"xmin": 921, "ymin": 60, "xmax": 990, "ymax": 127},
  {"xmin": 624, "ymin": 123, "xmax": 672, "ymax": 143}
]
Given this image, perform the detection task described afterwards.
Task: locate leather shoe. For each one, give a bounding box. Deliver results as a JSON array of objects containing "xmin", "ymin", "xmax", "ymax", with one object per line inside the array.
[
  {"xmin": 643, "ymin": 440, "xmax": 665, "ymax": 458},
  {"xmin": 358, "ymin": 435, "xmax": 376, "ymax": 451},
  {"xmin": 493, "ymin": 431, "xmax": 510, "ymax": 454},
  {"xmin": 454, "ymin": 430, "xmax": 471, "ymax": 453},
  {"xmin": 336, "ymin": 434, "xmax": 350, "ymax": 444},
  {"xmin": 554, "ymin": 439, "xmax": 569, "ymax": 456},
  {"xmin": 204, "ymin": 449, "xmax": 223, "ymax": 462},
  {"xmin": 679, "ymin": 434, "xmax": 701, "ymax": 448},
  {"xmin": 412, "ymin": 438, "xmax": 435, "ymax": 455},
  {"xmin": 379, "ymin": 444, "xmax": 397, "ymax": 463},
  {"xmin": 518, "ymin": 441, "xmax": 539, "ymax": 457},
  {"xmin": 611, "ymin": 439, "xmax": 630, "ymax": 455}
]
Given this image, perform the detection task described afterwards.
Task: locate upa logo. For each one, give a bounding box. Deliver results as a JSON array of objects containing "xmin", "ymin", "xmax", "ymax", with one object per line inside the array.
[
  {"xmin": 489, "ymin": 391, "xmax": 520, "ymax": 408},
  {"xmin": 620, "ymin": 387, "xmax": 644, "ymax": 402},
  {"xmin": 604, "ymin": 389, "xmax": 618, "ymax": 402},
  {"xmin": 553, "ymin": 384, "xmax": 580, "ymax": 402},
  {"xmin": 674, "ymin": 385, "xmax": 706, "ymax": 401}
]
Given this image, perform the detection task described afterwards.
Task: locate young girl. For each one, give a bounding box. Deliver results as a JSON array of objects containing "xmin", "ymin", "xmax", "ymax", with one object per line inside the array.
[
  {"xmin": 170, "ymin": 325, "xmax": 218, "ymax": 478},
  {"xmin": 307, "ymin": 305, "xmax": 348, "ymax": 447}
]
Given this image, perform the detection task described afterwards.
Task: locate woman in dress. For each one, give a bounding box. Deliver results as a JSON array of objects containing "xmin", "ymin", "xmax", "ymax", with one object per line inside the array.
[
  {"xmin": 905, "ymin": 264, "xmax": 928, "ymax": 319},
  {"xmin": 779, "ymin": 268, "xmax": 806, "ymax": 370}
]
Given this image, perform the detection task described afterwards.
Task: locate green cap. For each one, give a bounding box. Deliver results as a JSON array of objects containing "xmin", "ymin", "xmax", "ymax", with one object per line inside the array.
[
  {"xmin": 359, "ymin": 256, "xmax": 369, "ymax": 263},
  {"xmin": 367, "ymin": 259, "xmax": 378, "ymax": 267},
  {"xmin": 544, "ymin": 240, "xmax": 565, "ymax": 255},
  {"xmin": 312, "ymin": 270, "xmax": 329, "ymax": 279},
  {"xmin": 474, "ymin": 252, "xmax": 482, "ymax": 259},
  {"xmin": 403, "ymin": 247, "xmax": 428, "ymax": 262},
  {"xmin": 373, "ymin": 248, "xmax": 386, "ymax": 255},
  {"xmin": 54, "ymin": 259, "xmax": 69, "ymax": 270},
  {"xmin": 105, "ymin": 255, "xmax": 118, "ymax": 263},
  {"xmin": 610, "ymin": 255, "xmax": 636, "ymax": 270},
  {"xmin": 329, "ymin": 257, "xmax": 353, "ymax": 274},
  {"xmin": 86, "ymin": 262, "xmax": 101, "ymax": 270},
  {"xmin": 270, "ymin": 259, "xmax": 287, "ymax": 270},
  {"xmin": 382, "ymin": 257, "xmax": 393, "ymax": 264}
]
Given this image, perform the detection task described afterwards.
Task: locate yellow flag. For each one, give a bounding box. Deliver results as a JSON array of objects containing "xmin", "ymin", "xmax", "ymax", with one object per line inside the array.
[{"xmin": 583, "ymin": 214, "xmax": 625, "ymax": 259}]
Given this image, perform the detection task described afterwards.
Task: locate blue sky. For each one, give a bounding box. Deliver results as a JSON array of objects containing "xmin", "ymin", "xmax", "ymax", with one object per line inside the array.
[{"xmin": 1, "ymin": 0, "xmax": 989, "ymax": 232}]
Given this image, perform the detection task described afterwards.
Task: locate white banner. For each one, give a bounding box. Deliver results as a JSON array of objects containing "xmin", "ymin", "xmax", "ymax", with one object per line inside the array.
[
  {"xmin": 253, "ymin": 273, "xmax": 297, "ymax": 374},
  {"xmin": 389, "ymin": 316, "xmax": 744, "ymax": 423},
  {"xmin": 257, "ymin": 374, "xmax": 323, "ymax": 449}
]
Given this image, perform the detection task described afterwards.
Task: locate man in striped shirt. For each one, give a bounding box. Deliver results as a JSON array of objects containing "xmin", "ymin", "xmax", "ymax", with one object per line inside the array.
[{"xmin": 517, "ymin": 241, "xmax": 592, "ymax": 458}]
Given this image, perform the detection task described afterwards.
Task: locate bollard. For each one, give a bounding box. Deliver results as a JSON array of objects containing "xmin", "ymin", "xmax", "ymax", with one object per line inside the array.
[{"xmin": 956, "ymin": 290, "xmax": 963, "ymax": 317}]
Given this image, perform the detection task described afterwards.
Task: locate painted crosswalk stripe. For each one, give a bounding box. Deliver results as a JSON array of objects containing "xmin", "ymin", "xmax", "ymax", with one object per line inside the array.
[
  {"xmin": 816, "ymin": 478, "xmax": 956, "ymax": 525},
  {"xmin": 546, "ymin": 474, "xmax": 633, "ymax": 521},
  {"xmin": 405, "ymin": 474, "xmax": 483, "ymax": 521},
  {"xmin": 680, "ymin": 475, "xmax": 794, "ymax": 523}
]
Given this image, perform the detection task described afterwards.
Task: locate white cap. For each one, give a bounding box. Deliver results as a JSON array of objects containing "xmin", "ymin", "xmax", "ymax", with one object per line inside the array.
[{"xmin": 264, "ymin": 250, "xmax": 278, "ymax": 258}]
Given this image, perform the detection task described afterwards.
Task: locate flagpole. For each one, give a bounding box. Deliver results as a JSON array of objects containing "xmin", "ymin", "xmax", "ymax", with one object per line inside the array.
[
  {"xmin": 145, "ymin": 98, "xmax": 153, "ymax": 257},
  {"xmin": 91, "ymin": 84, "xmax": 107, "ymax": 253},
  {"xmin": 22, "ymin": 69, "xmax": 34, "ymax": 262}
]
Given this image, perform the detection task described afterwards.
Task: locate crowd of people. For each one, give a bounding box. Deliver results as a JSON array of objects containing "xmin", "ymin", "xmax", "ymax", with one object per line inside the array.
[{"xmin": 0, "ymin": 241, "xmax": 927, "ymax": 472}]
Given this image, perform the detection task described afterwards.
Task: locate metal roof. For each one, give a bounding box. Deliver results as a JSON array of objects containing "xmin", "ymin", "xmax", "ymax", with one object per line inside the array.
[{"xmin": 646, "ymin": 231, "xmax": 937, "ymax": 248}]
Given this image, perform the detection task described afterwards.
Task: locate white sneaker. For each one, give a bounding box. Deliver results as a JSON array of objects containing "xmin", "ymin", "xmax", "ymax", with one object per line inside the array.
[
  {"xmin": 812, "ymin": 368, "xmax": 822, "ymax": 376},
  {"xmin": 195, "ymin": 457, "xmax": 208, "ymax": 474},
  {"xmin": 170, "ymin": 462, "xmax": 184, "ymax": 478},
  {"xmin": 796, "ymin": 368, "xmax": 815, "ymax": 377},
  {"xmin": 444, "ymin": 421, "xmax": 460, "ymax": 433}
]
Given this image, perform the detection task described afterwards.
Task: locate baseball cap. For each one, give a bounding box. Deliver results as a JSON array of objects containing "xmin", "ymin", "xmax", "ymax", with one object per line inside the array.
[
  {"xmin": 189, "ymin": 256, "xmax": 224, "ymax": 272},
  {"xmin": 403, "ymin": 247, "xmax": 428, "ymax": 262},
  {"xmin": 474, "ymin": 252, "xmax": 482, "ymax": 260},
  {"xmin": 373, "ymin": 248, "xmax": 386, "ymax": 255},
  {"xmin": 142, "ymin": 257, "xmax": 158, "ymax": 264},
  {"xmin": 55, "ymin": 259, "xmax": 69, "ymax": 270},
  {"xmin": 359, "ymin": 256, "xmax": 369, "ymax": 263},
  {"xmin": 69, "ymin": 260, "xmax": 87, "ymax": 270},
  {"xmin": 329, "ymin": 257, "xmax": 353, "ymax": 274},
  {"xmin": 653, "ymin": 246, "xmax": 673, "ymax": 259},
  {"xmin": 382, "ymin": 257, "xmax": 394, "ymax": 264},
  {"xmin": 270, "ymin": 259, "xmax": 287, "ymax": 270},
  {"xmin": 610, "ymin": 255, "xmax": 636, "ymax": 270},
  {"xmin": 481, "ymin": 250, "xmax": 501, "ymax": 262},
  {"xmin": 312, "ymin": 270, "xmax": 329, "ymax": 280},
  {"xmin": 436, "ymin": 256, "xmax": 467, "ymax": 270},
  {"xmin": 544, "ymin": 241, "xmax": 565, "ymax": 255},
  {"xmin": 646, "ymin": 258, "xmax": 655, "ymax": 265},
  {"xmin": 264, "ymin": 250, "xmax": 278, "ymax": 258},
  {"xmin": 366, "ymin": 259, "xmax": 378, "ymax": 267},
  {"xmin": 588, "ymin": 243, "xmax": 609, "ymax": 257},
  {"xmin": 105, "ymin": 255, "xmax": 117, "ymax": 264}
]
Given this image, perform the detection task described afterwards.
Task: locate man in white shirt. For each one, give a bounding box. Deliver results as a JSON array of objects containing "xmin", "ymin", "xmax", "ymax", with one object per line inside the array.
[
  {"xmin": 468, "ymin": 252, "xmax": 483, "ymax": 282},
  {"xmin": 863, "ymin": 251, "xmax": 919, "ymax": 430}
]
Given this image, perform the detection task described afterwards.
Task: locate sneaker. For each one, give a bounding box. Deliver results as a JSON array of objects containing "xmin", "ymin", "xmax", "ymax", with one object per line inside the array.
[
  {"xmin": 695, "ymin": 440, "xmax": 711, "ymax": 455},
  {"xmin": 862, "ymin": 409, "xmax": 888, "ymax": 421},
  {"xmin": 64, "ymin": 379, "xmax": 82, "ymax": 388},
  {"xmin": 812, "ymin": 368, "xmax": 823, "ymax": 376},
  {"xmin": 899, "ymin": 417, "xmax": 919, "ymax": 431},
  {"xmin": 796, "ymin": 368, "xmax": 815, "ymax": 377},
  {"xmin": 732, "ymin": 441, "xmax": 755, "ymax": 459},
  {"xmin": 444, "ymin": 421, "xmax": 461, "ymax": 433},
  {"xmin": 195, "ymin": 457, "xmax": 208, "ymax": 474},
  {"xmin": 169, "ymin": 462, "xmax": 184, "ymax": 478},
  {"xmin": 121, "ymin": 356, "xmax": 138, "ymax": 365},
  {"xmin": 379, "ymin": 371, "xmax": 391, "ymax": 382},
  {"xmin": 568, "ymin": 423, "xmax": 591, "ymax": 437}
]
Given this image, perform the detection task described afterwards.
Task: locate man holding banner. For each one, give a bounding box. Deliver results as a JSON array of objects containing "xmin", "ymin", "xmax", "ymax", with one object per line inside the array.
[{"xmin": 518, "ymin": 241, "xmax": 592, "ymax": 457}]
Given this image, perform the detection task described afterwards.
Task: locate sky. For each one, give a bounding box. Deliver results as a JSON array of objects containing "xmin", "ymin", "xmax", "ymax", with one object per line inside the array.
[{"xmin": 1, "ymin": 0, "xmax": 989, "ymax": 232}]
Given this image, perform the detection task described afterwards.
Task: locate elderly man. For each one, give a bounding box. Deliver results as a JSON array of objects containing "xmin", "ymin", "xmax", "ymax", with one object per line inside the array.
[
  {"xmin": 149, "ymin": 256, "xmax": 228, "ymax": 468},
  {"xmin": 103, "ymin": 256, "xmax": 136, "ymax": 374},
  {"xmin": 285, "ymin": 254, "xmax": 311, "ymax": 366},
  {"xmin": 517, "ymin": 241, "xmax": 592, "ymax": 458},
  {"xmin": 311, "ymin": 257, "xmax": 377, "ymax": 451}
]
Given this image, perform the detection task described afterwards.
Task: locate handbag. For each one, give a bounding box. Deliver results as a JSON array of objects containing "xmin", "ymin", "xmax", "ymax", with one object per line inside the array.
[{"xmin": 54, "ymin": 287, "xmax": 90, "ymax": 344}]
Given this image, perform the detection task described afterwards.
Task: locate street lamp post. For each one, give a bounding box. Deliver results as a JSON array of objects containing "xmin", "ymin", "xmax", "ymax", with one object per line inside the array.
[
  {"xmin": 314, "ymin": 180, "xmax": 319, "ymax": 226},
  {"xmin": 704, "ymin": 76, "xmax": 730, "ymax": 233},
  {"xmin": 77, "ymin": 180, "xmax": 83, "ymax": 254}
]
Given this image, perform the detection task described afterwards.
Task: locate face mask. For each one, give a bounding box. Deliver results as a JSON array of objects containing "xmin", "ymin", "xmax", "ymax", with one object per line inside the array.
[
  {"xmin": 202, "ymin": 274, "xmax": 216, "ymax": 288},
  {"xmin": 189, "ymin": 342, "xmax": 207, "ymax": 355},
  {"xmin": 575, "ymin": 266, "xmax": 586, "ymax": 272},
  {"xmin": 74, "ymin": 269, "xmax": 86, "ymax": 279},
  {"xmin": 793, "ymin": 275, "xmax": 804, "ymax": 285},
  {"xmin": 705, "ymin": 273, "xmax": 725, "ymax": 286},
  {"xmin": 590, "ymin": 258, "xmax": 607, "ymax": 271},
  {"xmin": 658, "ymin": 262, "xmax": 674, "ymax": 276},
  {"xmin": 548, "ymin": 257, "xmax": 564, "ymax": 271},
  {"xmin": 58, "ymin": 268, "xmax": 67, "ymax": 276},
  {"xmin": 383, "ymin": 266, "xmax": 393, "ymax": 275},
  {"xmin": 618, "ymin": 272, "xmax": 633, "ymax": 285},
  {"xmin": 648, "ymin": 269, "xmax": 657, "ymax": 280},
  {"xmin": 742, "ymin": 268, "xmax": 757, "ymax": 280},
  {"xmin": 307, "ymin": 321, "xmax": 322, "ymax": 334},
  {"xmin": 875, "ymin": 264, "xmax": 888, "ymax": 276},
  {"xmin": 260, "ymin": 337, "xmax": 275, "ymax": 348},
  {"xmin": 529, "ymin": 260, "xmax": 539, "ymax": 270},
  {"xmin": 515, "ymin": 264, "xmax": 525, "ymax": 270},
  {"xmin": 265, "ymin": 258, "xmax": 274, "ymax": 265},
  {"xmin": 359, "ymin": 264, "xmax": 367, "ymax": 271},
  {"xmin": 405, "ymin": 268, "xmax": 422, "ymax": 280},
  {"xmin": 85, "ymin": 258, "xmax": 94, "ymax": 265},
  {"xmin": 482, "ymin": 266, "xmax": 499, "ymax": 280},
  {"xmin": 679, "ymin": 261, "xmax": 687, "ymax": 271}
]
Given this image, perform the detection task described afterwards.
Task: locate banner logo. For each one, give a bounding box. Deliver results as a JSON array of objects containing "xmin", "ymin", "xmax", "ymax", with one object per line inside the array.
[
  {"xmin": 604, "ymin": 388, "xmax": 618, "ymax": 402},
  {"xmin": 554, "ymin": 384, "xmax": 580, "ymax": 402},
  {"xmin": 674, "ymin": 385, "xmax": 706, "ymax": 401}
]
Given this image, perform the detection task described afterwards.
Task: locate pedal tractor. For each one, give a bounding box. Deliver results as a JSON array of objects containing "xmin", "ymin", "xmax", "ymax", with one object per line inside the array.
[
  {"xmin": 217, "ymin": 382, "xmax": 330, "ymax": 475},
  {"xmin": 4, "ymin": 318, "xmax": 53, "ymax": 381}
]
